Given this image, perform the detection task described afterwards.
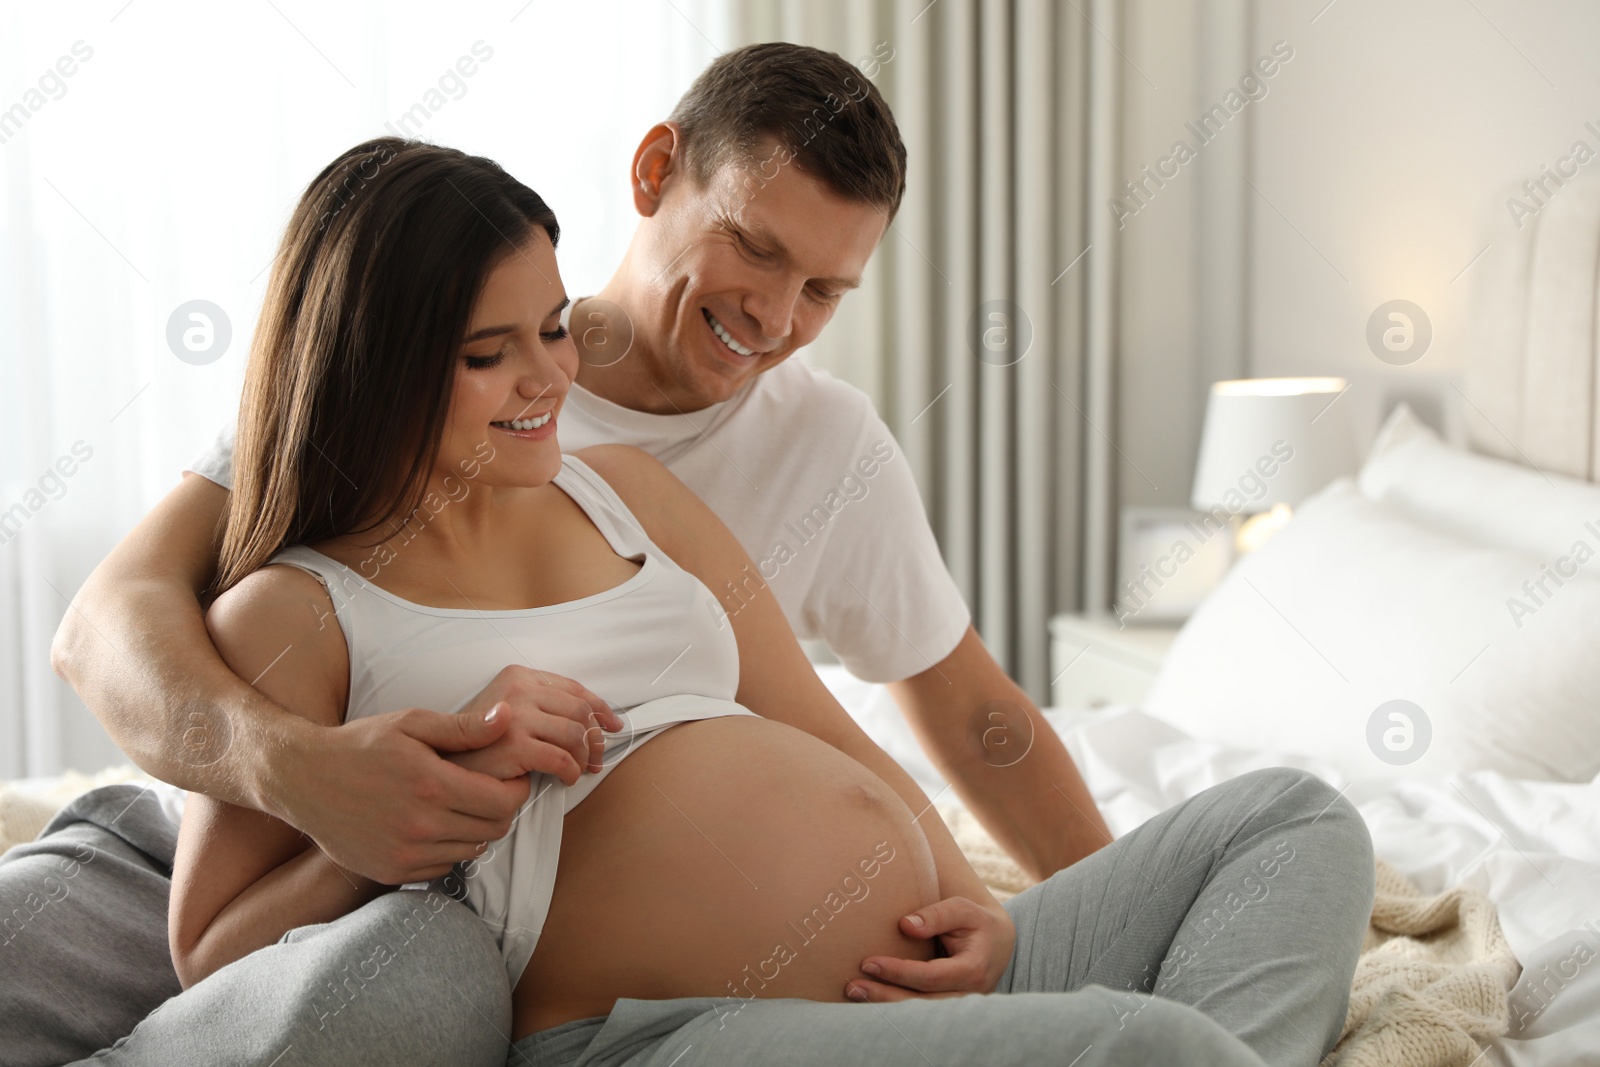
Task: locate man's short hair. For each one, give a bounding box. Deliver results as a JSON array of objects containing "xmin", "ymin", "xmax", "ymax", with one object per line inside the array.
[{"xmin": 668, "ymin": 42, "xmax": 907, "ymax": 220}]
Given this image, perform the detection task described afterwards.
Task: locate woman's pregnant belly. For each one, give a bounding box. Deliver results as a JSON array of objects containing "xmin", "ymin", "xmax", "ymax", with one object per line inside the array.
[{"xmin": 513, "ymin": 714, "xmax": 944, "ymax": 1037}]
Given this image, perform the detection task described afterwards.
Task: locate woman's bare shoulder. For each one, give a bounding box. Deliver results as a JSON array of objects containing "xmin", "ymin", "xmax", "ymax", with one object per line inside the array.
[
  {"xmin": 570, "ymin": 444, "xmax": 714, "ymax": 549},
  {"xmin": 570, "ymin": 443, "xmax": 667, "ymax": 485},
  {"xmin": 207, "ymin": 563, "xmax": 334, "ymax": 633},
  {"xmin": 206, "ymin": 563, "xmax": 349, "ymax": 725}
]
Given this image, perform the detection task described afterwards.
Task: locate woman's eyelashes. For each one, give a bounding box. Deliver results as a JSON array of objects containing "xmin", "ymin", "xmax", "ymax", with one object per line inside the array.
[
  {"xmin": 464, "ymin": 349, "xmax": 506, "ymax": 370},
  {"xmin": 462, "ymin": 326, "xmax": 568, "ymax": 370}
]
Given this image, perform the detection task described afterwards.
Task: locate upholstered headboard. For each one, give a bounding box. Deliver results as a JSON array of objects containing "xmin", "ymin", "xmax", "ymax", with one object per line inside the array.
[{"xmin": 1463, "ymin": 173, "xmax": 1600, "ymax": 482}]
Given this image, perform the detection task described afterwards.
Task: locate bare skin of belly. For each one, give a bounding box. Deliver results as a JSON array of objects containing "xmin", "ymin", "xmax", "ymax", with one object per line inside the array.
[{"xmin": 512, "ymin": 715, "xmax": 944, "ymax": 1038}]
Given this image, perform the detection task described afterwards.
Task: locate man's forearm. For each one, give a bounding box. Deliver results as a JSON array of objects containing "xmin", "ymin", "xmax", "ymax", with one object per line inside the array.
[
  {"xmin": 936, "ymin": 718, "xmax": 1112, "ymax": 880},
  {"xmin": 54, "ymin": 573, "xmax": 307, "ymax": 815},
  {"xmin": 889, "ymin": 628, "xmax": 1112, "ymax": 882}
]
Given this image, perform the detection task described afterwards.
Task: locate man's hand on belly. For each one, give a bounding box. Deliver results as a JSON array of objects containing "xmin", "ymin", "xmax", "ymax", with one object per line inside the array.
[{"xmin": 843, "ymin": 896, "xmax": 1017, "ymax": 1002}]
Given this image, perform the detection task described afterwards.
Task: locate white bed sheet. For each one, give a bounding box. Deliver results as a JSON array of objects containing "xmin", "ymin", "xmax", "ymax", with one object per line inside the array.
[{"xmin": 815, "ymin": 666, "xmax": 1600, "ymax": 1066}]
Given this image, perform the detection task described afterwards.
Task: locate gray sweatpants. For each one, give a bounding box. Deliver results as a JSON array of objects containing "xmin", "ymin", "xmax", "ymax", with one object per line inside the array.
[
  {"xmin": 0, "ymin": 784, "xmax": 511, "ymax": 1067},
  {"xmin": 1, "ymin": 768, "xmax": 1371, "ymax": 1067},
  {"xmin": 505, "ymin": 767, "xmax": 1375, "ymax": 1067}
]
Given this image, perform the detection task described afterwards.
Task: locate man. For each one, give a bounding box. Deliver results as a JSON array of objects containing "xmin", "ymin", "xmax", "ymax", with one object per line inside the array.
[{"xmin": 16, "ymin": 42, "xmax": 1105, "ymax": 1065}]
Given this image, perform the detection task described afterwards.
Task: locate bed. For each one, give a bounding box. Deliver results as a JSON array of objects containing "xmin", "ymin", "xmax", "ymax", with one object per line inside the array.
[{"xmin": 830, "ymin": 667, "xmax": 1600, "ymax": 1066}]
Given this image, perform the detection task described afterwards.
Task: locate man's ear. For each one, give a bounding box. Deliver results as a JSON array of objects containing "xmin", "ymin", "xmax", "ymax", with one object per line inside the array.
[{"xmin": 631, "ymin": 121, "xmax": 684, "ymax": 218}]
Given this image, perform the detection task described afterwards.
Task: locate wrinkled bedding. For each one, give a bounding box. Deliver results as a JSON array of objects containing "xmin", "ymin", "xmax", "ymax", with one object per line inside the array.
[{"xmin": 818, "ymin": 667, "xmax": 1600, "ymax": 1067}]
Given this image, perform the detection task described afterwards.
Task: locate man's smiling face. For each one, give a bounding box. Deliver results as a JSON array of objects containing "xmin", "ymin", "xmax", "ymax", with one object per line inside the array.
[{"xmin": 622, "ymin": 143, "xmax": 888, "ymax": 411}]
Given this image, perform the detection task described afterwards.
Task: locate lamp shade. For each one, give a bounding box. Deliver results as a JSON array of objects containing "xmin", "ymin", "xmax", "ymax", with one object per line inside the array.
[{"xmin": 1190, "ymin": 377, "xmax": 1357, "ymax": 513}]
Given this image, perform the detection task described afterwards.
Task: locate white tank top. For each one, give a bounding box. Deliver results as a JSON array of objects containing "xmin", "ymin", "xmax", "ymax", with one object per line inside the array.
[{"xmin": 268, "ymin": 453, "xmax": 756, "ymax": 984}]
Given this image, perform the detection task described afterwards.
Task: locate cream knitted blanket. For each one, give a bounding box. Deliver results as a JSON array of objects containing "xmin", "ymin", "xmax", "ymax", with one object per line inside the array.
[
  {"xmin": 933, "ymin": 804, "xmax": 1521, "ymax": 1067},
  {"xmin": 1323, "ymin": 860, "xmax": 1521, "ymax": 1067},
  {"xmin": 0, "ymin": 765, "xmax": 155, "ymax": 854}
]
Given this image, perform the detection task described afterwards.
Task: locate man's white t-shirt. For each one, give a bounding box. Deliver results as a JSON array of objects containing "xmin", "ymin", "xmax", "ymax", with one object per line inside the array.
[{"xmin": 188, "ymin": 359, "xmax": 970, "ymax": 683}]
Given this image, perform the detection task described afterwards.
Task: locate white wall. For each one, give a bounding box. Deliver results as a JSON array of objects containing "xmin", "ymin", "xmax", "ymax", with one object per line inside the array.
[
  {"xmin": 1248, "ymin": 0, "xmax": 1600, "ymax": 448},
  {"xmin": 1114, "ymin": 0, "xmax": 1600, "ymax": 516}
]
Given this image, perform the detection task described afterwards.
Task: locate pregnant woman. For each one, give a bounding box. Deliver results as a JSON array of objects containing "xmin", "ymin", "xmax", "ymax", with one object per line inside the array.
[{"xmin": 168, "ymin": 138, "xmax": 1374, "ymax": 1067}]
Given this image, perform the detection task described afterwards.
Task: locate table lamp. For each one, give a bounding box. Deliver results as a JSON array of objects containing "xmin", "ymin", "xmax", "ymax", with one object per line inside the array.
[{"xmin": 1190, "ymin": 377, "xmax": 1358, "ymax": 553}]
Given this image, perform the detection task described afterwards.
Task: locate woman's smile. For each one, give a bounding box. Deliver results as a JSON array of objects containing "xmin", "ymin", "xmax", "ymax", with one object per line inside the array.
[{"xmin": 490, "ymin": 410, "xmax": 558, "ymax": 441}]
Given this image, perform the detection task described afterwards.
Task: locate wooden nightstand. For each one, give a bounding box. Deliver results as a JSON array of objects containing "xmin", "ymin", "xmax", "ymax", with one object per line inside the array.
[{"xmin": 1049, "ymin": 613, "xmax": 1181, "ymax": 712}]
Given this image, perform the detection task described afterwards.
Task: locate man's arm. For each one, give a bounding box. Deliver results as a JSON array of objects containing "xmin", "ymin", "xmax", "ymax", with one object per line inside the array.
[
  {"xmin": 51, "ymin": 472, "xmax": 531, "ymax": 885},
  {"xmin": 51, "ymin": 473, "xmax": 292, "ymax": 805},
  {"xmin": 888, "ymin": 627, "xmax": 1112, "ymax": 882}
]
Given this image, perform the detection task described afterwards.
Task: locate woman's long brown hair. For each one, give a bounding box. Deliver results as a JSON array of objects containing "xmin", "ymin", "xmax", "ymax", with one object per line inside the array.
[{"xmin": 213, "ymin": 138, "xmax": 559, "ymax": 595}]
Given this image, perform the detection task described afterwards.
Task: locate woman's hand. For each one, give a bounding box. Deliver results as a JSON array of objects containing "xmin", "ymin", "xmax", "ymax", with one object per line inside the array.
[
  {"xmin": 845, "ymin": 896, "xmax": 1017, "ymax": 1002},
  {"xmin": 445, "ymin": 665, "xmax": 624, "ymax": 784}
]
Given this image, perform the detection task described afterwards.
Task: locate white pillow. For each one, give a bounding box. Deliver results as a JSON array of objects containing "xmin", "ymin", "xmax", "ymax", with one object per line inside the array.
[
  {"xmin": 1360, "ymin": 403, "xmax": 1600, "ymax": 564},
  {"xmin": 1144, "ymin": 479, "xmax": 1600, "ymax": 783}
]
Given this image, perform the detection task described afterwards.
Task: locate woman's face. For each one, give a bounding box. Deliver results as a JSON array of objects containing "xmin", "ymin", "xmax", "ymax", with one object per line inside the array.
[{"xmin": 440, "ymin": 229, "xmax": 578, "ymax": 490}]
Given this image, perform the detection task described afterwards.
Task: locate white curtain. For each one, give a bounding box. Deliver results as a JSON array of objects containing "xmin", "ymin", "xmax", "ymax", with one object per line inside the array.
[
  {"xmin": 726, "ymin": 0, "xmax": 1112, "ymax": 701},
  {"xmin": 0, "ymin": 0, "xmax": 725, "ymax": 776}
]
